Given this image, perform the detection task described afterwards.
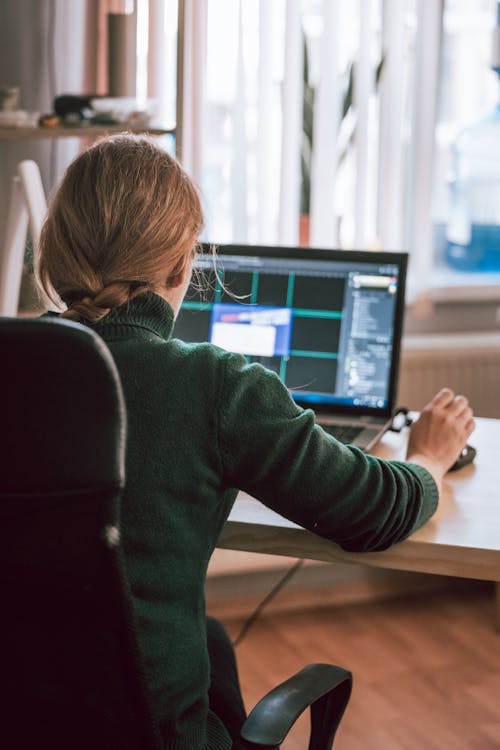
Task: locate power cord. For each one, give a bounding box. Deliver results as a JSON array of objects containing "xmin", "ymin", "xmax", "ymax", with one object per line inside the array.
[{"xmin": 232, "ymin": 558, "xmax": 304, "ymax": 647}]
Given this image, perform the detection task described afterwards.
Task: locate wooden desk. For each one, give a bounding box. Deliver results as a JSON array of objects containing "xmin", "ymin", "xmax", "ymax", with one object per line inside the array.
[{"xmin": 218, "ymin": 417, "xmax": 500, "ymax": 616}]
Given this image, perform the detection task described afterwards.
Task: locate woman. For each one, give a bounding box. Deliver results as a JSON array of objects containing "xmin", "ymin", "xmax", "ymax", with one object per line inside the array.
[{"xmin": 38, "ymin": 135, "xmax": 474, "ymax": 750}]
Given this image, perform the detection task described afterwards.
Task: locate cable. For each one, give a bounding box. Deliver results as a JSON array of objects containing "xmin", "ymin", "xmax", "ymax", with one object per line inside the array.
[{"xmin": 231, "ymin": 558, "xmax": 304, "ymax": 647}]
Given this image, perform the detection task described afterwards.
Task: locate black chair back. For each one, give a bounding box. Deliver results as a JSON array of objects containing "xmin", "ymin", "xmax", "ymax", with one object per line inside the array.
[{"xmin": 0, "ymin": 317, "xmax": 162, "ymax": 750}]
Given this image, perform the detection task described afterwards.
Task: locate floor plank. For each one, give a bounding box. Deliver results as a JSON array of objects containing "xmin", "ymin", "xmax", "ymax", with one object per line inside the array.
[{"xmin": 220, "ymin": 582, "xmax": 500, "ymax": 749}]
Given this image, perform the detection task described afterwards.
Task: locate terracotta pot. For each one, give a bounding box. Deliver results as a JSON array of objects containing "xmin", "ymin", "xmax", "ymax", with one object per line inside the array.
[{"xmin": 299, "ymin": 214, "xmax": 310, "ymax": 246}]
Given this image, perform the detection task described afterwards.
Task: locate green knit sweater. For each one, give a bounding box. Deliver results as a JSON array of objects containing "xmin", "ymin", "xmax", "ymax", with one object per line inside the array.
[{"xmin": 82, "ymin": 292, "xmax": 437, "ymax": 750}]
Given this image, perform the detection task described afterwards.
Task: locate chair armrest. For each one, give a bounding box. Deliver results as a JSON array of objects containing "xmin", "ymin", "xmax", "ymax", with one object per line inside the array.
[{"xmin": 241, "ymin": 662, "xmax": 352, "ymax": 749}]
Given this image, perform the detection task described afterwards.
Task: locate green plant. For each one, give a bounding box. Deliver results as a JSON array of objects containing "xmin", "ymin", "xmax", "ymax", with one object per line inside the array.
[
  {"xmin": 300, "ymin": 36, "xmax": 385, "ymax": 216},
  {"xmin": 301, "ymin": 38, "xmax": 315, "ymax": 214}
]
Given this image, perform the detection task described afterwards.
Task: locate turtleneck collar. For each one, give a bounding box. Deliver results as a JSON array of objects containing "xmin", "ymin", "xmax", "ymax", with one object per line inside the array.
[{"xmin": 90, "ymin": 291, "xmax": 176, "ymax": 341}]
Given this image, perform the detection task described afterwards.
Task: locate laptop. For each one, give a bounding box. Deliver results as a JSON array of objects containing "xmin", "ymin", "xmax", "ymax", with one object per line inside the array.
[{"xmin": 173, "ymin": 244, "xmax": 408, "ymax": 452}]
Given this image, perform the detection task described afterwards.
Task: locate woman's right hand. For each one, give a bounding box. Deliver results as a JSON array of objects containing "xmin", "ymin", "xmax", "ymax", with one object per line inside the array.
[{"xmin": 406, "ymin": 387, "xmax": 475, "ymax": 483}]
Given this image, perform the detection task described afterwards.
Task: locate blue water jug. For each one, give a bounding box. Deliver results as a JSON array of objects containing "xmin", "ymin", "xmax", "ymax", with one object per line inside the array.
[
  {"xmin": 445, "ymin": 3, "xmax": 500, "ymax": 272},
  {"xmin": 445, "ymin": 105, "xmax": 500, "ymax": 271}
]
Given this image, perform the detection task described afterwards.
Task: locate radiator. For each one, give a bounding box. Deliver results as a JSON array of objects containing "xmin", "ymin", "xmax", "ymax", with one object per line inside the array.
[{"xmin": 397, "ymin": 333, "xmax": 500, "ymax": 418}]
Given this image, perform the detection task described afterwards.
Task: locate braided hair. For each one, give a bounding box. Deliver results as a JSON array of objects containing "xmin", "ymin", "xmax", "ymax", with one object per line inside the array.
[{"xmin": 38, "ymin": 134, "xmax": 203, "ymax": 323}]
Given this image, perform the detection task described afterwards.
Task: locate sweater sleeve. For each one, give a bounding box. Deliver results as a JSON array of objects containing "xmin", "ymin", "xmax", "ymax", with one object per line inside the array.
[{"xmin": 217, "ymin": 352, "xmax": 438, "ymax": 552}]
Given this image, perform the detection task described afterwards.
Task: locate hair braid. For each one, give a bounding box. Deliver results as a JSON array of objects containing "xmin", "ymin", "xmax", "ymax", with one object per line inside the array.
[{"xmin": 61, "ymin": 281, "xmax": 144, "ymax": 323}]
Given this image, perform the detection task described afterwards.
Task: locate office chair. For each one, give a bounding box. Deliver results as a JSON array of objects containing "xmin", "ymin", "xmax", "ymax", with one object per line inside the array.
[{"xmin": 0, "ymin": 317, "xmax": 352, "ymax": 750}]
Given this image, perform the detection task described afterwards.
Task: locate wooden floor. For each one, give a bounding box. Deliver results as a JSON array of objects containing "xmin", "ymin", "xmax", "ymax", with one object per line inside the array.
[{"xmin": 222, "ymin": 582, "xmax": 500, "ymax": 749}]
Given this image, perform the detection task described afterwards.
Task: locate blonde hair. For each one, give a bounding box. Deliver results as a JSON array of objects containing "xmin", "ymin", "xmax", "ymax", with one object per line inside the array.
[{"xmin": 38, "ymin": 134, "xmax": 203, "ymax": 323}]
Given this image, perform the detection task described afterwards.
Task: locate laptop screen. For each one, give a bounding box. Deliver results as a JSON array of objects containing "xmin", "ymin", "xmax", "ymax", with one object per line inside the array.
[{"xmin": 173, "ymin": 244, "xmax": 408, "ymax": 418}]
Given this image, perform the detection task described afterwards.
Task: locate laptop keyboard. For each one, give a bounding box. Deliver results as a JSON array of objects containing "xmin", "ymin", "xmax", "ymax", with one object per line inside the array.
[{"xmin": 321, "ymin": 424, "xmax": 364, "ymax": 444}]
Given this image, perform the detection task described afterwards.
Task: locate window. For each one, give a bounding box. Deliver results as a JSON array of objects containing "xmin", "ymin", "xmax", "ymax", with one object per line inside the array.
[
  {"xmin": 432, "ymin": 0, "xmax": 500, "ymax": 289},
  {"xmin": 147, "ymin": 0, "xmax": 500, "ymax": 297}
]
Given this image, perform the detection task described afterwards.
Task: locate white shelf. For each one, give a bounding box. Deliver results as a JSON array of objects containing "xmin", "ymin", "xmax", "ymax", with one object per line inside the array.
[{"xmin": 0, "ymin": 124, "xmax": 174, "ymax": 141}]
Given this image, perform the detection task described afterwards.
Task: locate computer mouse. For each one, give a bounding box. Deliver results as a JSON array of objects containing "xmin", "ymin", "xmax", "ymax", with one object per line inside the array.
[{"xmin": 448, "ymin": 444, "xmax": 476, "ymax": 472}]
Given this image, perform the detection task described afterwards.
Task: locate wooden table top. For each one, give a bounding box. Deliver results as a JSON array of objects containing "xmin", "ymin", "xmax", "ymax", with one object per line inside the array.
[{"xmin": 218, "ymin": 417, "xmax": 500, "ymax": 582}]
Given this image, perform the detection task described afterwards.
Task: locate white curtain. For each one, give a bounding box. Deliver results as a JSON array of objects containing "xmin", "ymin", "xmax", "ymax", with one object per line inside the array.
[
  {"xmin": 173, "ymin": 0, "xmax": 207, "ymax": 185},
  {"xmin": 0, "ymin": 0, "xmax": 98, "ymax": 276},
  {"xmin": 309, "ymin": 0, "xmax": 342, "ymax": 248},
  {"xmin": 405, "ymin": 0, "xmax": 443, "ymax": 293}
]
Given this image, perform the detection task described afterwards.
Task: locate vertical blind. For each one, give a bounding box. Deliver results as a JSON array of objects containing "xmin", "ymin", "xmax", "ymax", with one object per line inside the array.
[{"xmin": 149, "ymin": 0, "xmax": 445, "ymax": 286}]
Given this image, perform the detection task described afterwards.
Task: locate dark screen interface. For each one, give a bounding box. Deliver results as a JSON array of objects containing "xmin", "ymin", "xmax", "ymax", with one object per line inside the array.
[{"xmin": 173, "ymin": 253, "xmax": 400, "ymax": 410}]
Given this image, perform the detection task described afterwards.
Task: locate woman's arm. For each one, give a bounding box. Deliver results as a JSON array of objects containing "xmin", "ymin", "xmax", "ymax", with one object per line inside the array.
[{"xmin": 217, "ymin": 354, "xmax": 472, "ymax": 553}]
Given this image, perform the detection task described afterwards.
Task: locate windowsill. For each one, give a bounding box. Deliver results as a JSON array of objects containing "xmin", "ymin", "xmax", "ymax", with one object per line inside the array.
[
  {"xmin": 408, "ymin": 265, "xmax": 500, "ymax": 305},
  {"xmin": 429, "ymin": 265, "xmax": 500, "ymax": 302}
]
